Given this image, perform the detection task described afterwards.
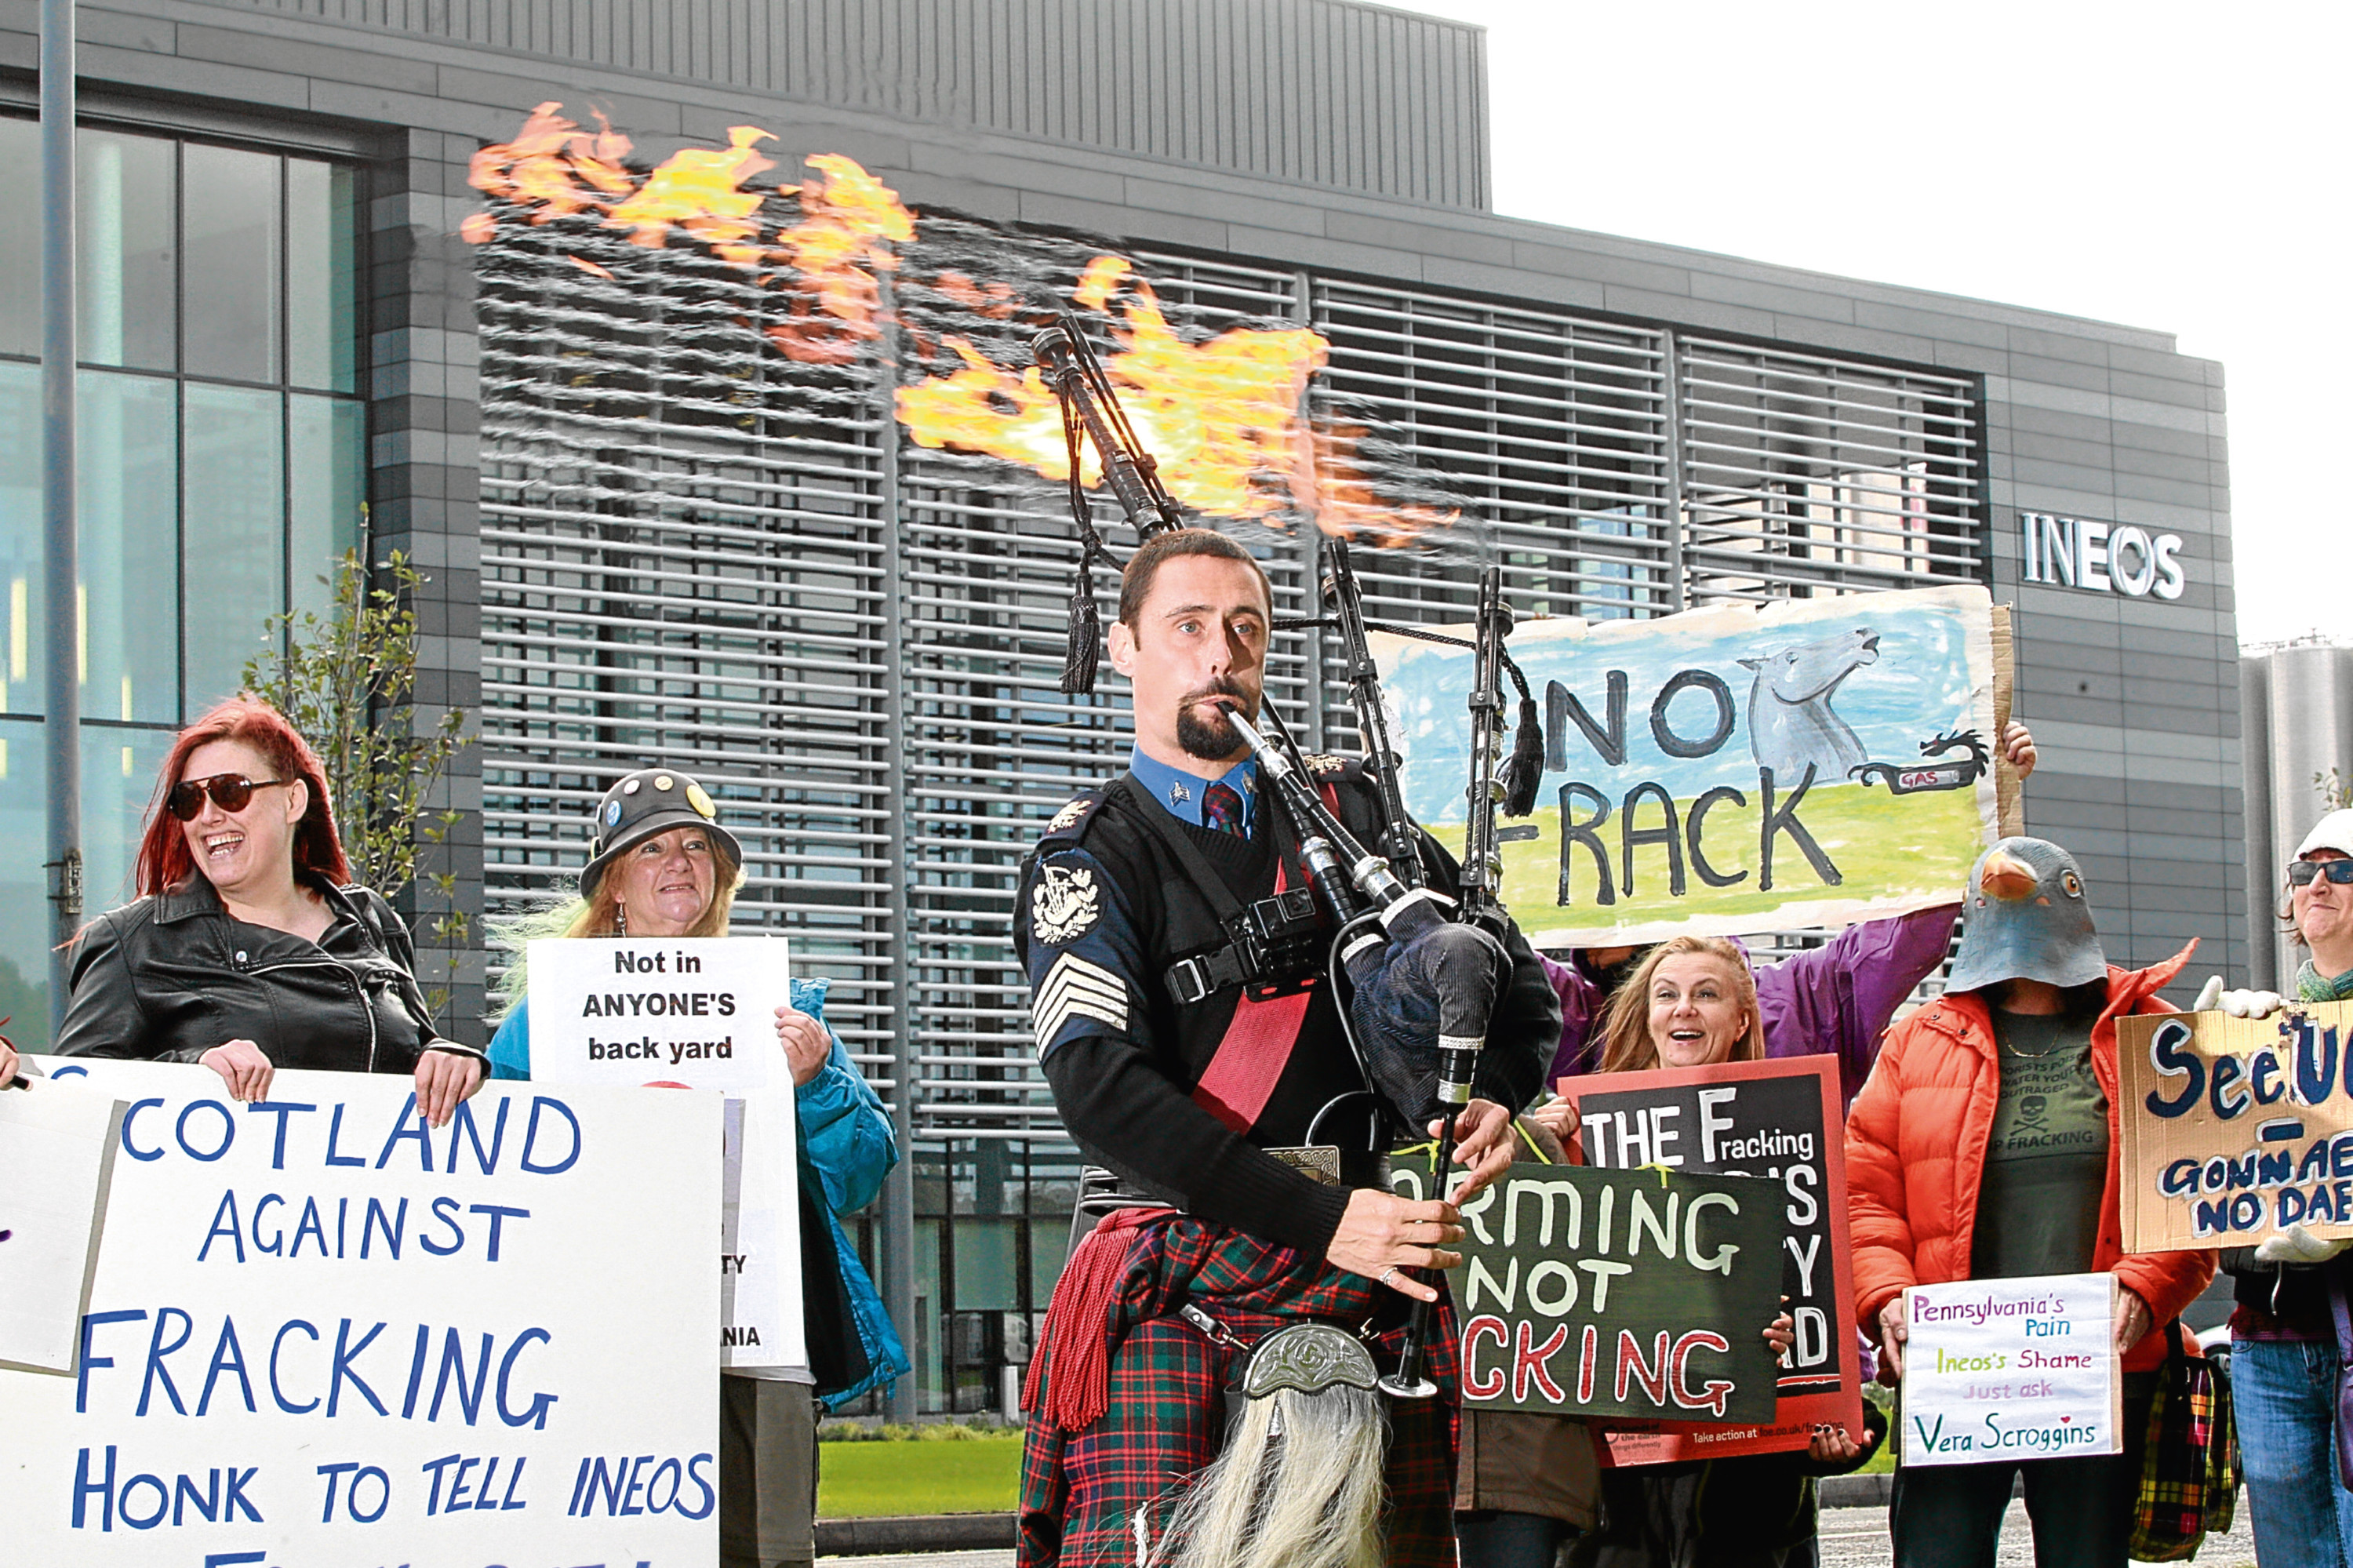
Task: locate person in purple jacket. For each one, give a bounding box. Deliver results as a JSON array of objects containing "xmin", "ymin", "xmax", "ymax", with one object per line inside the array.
[{"xmin": 1535, "ymin": 721, "xmax": 2038, "ymax": 1110}]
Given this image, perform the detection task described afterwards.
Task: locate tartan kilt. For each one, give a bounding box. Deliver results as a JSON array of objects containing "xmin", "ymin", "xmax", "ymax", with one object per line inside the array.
[{"xmin": 1018, "ymin": 1213, "xmax": 1460, "ymax": 1568}]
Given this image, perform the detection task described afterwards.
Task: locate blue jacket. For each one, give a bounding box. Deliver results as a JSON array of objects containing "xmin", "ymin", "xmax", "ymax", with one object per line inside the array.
[{"xmin": 489, "ymin": 976, "xmax": 910, "ymax": 1410}]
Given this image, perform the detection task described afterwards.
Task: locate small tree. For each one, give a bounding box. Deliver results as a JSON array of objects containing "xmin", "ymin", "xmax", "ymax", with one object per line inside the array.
[
  {"xmin": 2320, "ymin": 768, "xmax": 2351, "ymax": 813},
  {"xmin": 243, "ymin": 549, "xmax": 474, "ymax": 1006}
]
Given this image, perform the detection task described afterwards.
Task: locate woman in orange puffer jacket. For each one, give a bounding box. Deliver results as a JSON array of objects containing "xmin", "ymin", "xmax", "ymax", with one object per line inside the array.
[{"xmin": 1846, "ymin": 836, "xmax": 2214, "ymax": 1568}]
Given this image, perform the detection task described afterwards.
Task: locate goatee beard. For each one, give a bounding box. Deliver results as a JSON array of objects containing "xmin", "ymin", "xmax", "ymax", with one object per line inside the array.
[{"xmin": 1176, "ymin": 687, "xmax": 1252, "ymax": 760}]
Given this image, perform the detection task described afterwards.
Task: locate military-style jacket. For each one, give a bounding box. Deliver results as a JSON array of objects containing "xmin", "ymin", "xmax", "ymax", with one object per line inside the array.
[{"xmin": 1014, "ymin": 758, "xmax": 1559, "ymax": 1258}]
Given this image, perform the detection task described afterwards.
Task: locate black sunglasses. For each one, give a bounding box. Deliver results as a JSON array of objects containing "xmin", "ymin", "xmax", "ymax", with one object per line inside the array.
[
  {"xmin": 2289, "ymin": 859, "xmax": 2353, "ymax": 887},
  {"xmin": 167, "ymin": 773, "xmax": 293, "ymax": 820}
]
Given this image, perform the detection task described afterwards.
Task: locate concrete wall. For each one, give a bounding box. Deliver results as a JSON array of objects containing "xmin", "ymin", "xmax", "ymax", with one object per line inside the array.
[{"xmin": 0, "ymin": 0, "xmax": 2246, "ymax": 988}]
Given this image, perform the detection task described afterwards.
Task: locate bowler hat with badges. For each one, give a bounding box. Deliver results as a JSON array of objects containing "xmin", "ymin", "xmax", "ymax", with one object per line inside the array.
[{"xmin": 579, "ymin": 768, "xmax": 741, "ymax": 900}]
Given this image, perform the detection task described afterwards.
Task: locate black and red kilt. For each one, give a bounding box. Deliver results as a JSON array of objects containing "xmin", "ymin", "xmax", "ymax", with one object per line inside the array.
[{"xmin": 1018, "ymin": 1213, "xmax": 1460, "ymax": 1568}]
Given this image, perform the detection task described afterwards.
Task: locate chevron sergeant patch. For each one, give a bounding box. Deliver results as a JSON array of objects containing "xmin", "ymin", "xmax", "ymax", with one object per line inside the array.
[{"xmin": 1032, "ymin": 953, "xmax": 1127, "ymax": 1053}]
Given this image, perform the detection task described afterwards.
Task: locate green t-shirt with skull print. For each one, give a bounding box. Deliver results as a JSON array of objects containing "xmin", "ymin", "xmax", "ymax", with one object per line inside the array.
[{"xmin": 1969, "ymin": 1006, "xmax": 2110, "ymax": 1280}]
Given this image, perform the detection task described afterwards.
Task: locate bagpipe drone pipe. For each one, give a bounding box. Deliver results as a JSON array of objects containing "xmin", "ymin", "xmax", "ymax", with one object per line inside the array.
[{"xmin": 1031, "ymin": 312, "xmax": 1547, "ymax": 1398}]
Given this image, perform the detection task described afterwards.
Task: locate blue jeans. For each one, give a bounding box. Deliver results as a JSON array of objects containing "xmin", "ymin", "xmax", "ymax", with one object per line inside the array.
[{"xmin": 2232, "ymin": 1336, "xmax": 2353, "ymax": 1568}]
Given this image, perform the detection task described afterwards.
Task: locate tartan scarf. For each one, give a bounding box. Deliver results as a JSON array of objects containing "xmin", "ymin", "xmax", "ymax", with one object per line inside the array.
[
  {"xmin": 1017, "ymin": 1213, "xmax": 1460, "ymax": 1568},
  {"xmin": 2298, "ymin": 960, "xmax": 2353, "ymax": 1003}
]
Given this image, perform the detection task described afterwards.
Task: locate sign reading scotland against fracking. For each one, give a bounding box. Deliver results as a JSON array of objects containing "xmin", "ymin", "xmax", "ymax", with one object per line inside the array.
[
  {"xmin": 529, "ymin": 936, "xmax": 803, "ymax": 1371},
  {"xmin": 1450, "ymin": 1163, "xmax": 1787, "ymax": 1423},
  {"xmin": 2118, "ymin": 1001, "xmax": 2353, "ymax": 1251},
  {"xmin": 1372, "ymin": 584, "xmax": 2007, "ymax": 947},
  {"xmin": 1900, "ymin": 1273, "xmax": 2121, "ymax": 1466},
  {"xmin": 0, "ymin": 1060, "xmax": 720, "ymax": 1565},
  {"xmin": 1563, "ymin": 1057, "xmax": 1863, "ymax": 1464}
]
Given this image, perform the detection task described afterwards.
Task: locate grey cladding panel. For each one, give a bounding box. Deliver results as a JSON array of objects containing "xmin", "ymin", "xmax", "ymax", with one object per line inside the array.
[{"xmin": 206, "ymin": 0, "xmax": 1489, "ymax": 205}]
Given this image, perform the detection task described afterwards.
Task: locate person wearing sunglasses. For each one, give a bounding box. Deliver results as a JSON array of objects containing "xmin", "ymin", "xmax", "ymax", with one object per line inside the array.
[
  {"xmin": 482, "ymin": 766, "xmax": 907, "ymax": 1568},
  {"xmin": 54, "ymin": 697, "xmax": 487, "ymax": 1126},
  {"xmin": 2199, "ymin": 809, "xmax": 2353, "ymax": 1568}
]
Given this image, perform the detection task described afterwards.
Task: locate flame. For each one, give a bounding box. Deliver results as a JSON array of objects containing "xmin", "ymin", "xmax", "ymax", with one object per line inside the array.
[
  {"xmin": 606, "ymin": 126, "xmax": 775, "ymax": 261},
  {"xmin": 897, "ymin": 259, "xmax": 1325, "ymax": 522},
  {"xmin": 463, "ymin": 110, "xmax": 1460, "ymax": 544},
  {"xmin": 465, "ymin": 102, "xmax": 634, "ymax": 231},
  {"xmin": 1292, "ymin": 421, "xmax": 1460, "ymax": 548},
  {"xmin": 764, "ymin": 155, "xmax": 917, "ymax": 363}
]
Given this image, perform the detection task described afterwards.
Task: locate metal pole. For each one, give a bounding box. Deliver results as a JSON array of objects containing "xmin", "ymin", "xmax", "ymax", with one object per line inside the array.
[
  {"xmin": 871, "ymin": 271, "xmax": 919, "ymax": 1422},
  {"xmin": 41, "ymin": 0, "xmax": 82, "ymax": 1027}
]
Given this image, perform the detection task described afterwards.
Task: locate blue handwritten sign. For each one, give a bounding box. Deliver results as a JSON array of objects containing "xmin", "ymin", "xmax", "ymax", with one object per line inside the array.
[
  {"xmin": 1371, "ymin": 584, "xmax": 2004, "ymax": 947},
  {"xmin": 0, "ymin": 1060, "xmax": 718, "ymax": 1563}
]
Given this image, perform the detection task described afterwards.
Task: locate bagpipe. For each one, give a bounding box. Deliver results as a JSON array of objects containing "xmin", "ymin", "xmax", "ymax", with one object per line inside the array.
[{"xmin": 1034, "ymin": 313, "xmax": 1545, "ymax": 1400}]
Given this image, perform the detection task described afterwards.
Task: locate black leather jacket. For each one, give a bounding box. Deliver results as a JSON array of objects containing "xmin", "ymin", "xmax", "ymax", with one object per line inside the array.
[{"xmin": 56, "ymin": 875, "xmax": 459, "ymax": 1073}]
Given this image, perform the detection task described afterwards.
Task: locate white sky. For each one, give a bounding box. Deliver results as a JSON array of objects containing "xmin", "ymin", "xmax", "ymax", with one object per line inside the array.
[{"xmin": 1406, "ymin": 0, "xmax": 2351, "ymax": 646}]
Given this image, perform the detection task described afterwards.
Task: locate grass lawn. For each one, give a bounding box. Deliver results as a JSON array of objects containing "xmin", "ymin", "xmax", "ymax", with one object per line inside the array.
[{"xmin": 817, "ymin": 1434, "xmax": 1025, "ymax": 1517}]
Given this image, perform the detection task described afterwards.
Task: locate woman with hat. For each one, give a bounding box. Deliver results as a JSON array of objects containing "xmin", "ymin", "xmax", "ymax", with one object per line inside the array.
[
  {"xmin": 1846, "ymin": 836, "xmax": 2216, "ymax": 1566},
  {"xmin": 487, "ymin": 766, "xmax": 909, "ymax": 1568},
  {"xmin": 56, "ymin": 696, "xmax": 486, "ymax": 1123}
]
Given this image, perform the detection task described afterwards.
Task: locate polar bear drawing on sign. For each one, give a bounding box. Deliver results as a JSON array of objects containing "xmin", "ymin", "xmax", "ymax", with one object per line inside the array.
[{"xmin": 1738, "ymin": 628, "xmax": 1881, "ymax": 782}]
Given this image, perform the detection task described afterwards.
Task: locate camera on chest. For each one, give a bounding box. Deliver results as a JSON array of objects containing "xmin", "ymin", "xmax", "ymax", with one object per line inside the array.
[{"xmin": 1164, "ymin": 886, "xmax": 1324, "ymax": 1005}]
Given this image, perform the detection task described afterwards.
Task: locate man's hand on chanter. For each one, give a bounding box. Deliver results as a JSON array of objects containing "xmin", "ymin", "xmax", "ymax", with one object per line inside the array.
[{"xmin": 1327, "ymin": 1187, "xmax": 1463, "ymax": 1304}]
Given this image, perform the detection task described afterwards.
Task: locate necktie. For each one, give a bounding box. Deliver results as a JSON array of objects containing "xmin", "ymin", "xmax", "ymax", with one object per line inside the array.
[{"xmin": 1202, "ymin": 780, "xmax": 1246, "ymax": 837}]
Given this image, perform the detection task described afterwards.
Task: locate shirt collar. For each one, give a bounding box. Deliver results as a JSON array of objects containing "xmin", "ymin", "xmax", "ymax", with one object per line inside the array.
[{"xmin": 1129, "ymin": 748, "xmax": 1258, "ymax": 836}]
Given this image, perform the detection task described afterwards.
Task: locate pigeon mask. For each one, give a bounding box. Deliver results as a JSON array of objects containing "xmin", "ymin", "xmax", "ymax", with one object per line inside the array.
[{"xmin": 1945, "ymin": 836, "xmax": 2108, "ymax": 994}]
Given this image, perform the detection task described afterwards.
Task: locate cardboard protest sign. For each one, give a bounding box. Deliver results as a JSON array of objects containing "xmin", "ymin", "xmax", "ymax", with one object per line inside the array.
[
  {"xmin": 1373, "ymin": 584, "xmax": 2009, "ymax": 948},
  {"xmin": 529, "ymin": 935, "xmax": 803, "ymax": 1370},
  {"xmin": 0, "ymin": 1075, "xmax": 127, "ymax": 1373},
  {"xmin": 1900, "ymin": 1273, "xmax": 2120, "ymax": 1465},
  {"xmin": 2118, "ymin": 1001, "xmax": 2353, "ymax": 1250},
  {"xmin": 1564, "ymin": 1057, "xmax": 1864, "ymax": 1462},
  {"xmin": 2, "ymin": 1060, "xmax": 719, "ymax": 1563},
  {"xmin": 1449, "ymin": 1162, "xmax": 1787, "ymax": 1423}
]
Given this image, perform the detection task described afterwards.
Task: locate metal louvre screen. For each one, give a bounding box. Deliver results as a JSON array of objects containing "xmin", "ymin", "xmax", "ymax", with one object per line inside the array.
[
  {"xmin": 1677, "ymin": 336, "xmax": 1983, "ymax": 604},
  {"xmin": 475, "ymin": 227, "xmax": 900, "ymax": 1087},
  {"xmin": 472, "ymin": 225, "xmax": 1986, "ymax": 1231}
]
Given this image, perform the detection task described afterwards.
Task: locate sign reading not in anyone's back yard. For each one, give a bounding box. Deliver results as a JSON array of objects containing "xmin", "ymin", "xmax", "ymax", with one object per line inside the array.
[{"xmin": 1449, "ymin": 1163, "xmax": 1787, "ymax": 1423}]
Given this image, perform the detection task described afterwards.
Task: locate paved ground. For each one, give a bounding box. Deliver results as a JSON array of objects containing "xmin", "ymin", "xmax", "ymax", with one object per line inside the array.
[{"xmin": 825, "ymin": 1501, "xmax": 2261, "ymax": 1567}]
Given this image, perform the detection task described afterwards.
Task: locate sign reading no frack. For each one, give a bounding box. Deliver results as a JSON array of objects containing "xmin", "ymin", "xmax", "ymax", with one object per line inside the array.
[
  {"xmin": 529, "ymin": 937, "xmax": 802, "ymax": 1370},
  {"xmin": 2117, "ymin": 1002, "xmax": 2353, "ymax": 1251},
  {"xmin": 2, "ymin": 1059, "xmax": 718, "ymax": 1563},
  {"xmin": 1449, "ymin": 1163, "xmax": 1787, "ymax": 1423},
  {"xmin": 1563, "ymin": 1057, "xmax": 1864, "ymax": 1463},
  {"xmin": 1901, "ymin": 1274, "xmax": 2120, "ymax": 1466}
]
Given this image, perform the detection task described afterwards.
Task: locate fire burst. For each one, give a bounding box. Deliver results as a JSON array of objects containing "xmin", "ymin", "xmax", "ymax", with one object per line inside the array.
[{"xmin": 462, "ymin": 108, "xmax": 1459, "ymax": 540}]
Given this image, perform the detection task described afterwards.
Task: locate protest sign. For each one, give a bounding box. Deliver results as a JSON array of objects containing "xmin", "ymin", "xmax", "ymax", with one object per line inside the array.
[
  {"xmin": 0, "ymin": 1075, "xmax": 127, "ymax": 1373},
  {"xmin": 1372, "ymin": 584, "xmax": 2010, "ymax": 948},
  {"xmin": 2, "ymin": 1059, "xmax": 719, "ymax": 1564},
  {"xmin": 2118, "ymin": 1000, "xmax": 2353, "ymax": 1250},
  {"xmin": 1564, "ymin": 1057, "xmax": 1864, "ymax": 1463},
  {"xmin": 529, "ymin": 935, "xmax": 803, "ymax": 1370},
  {"xmin": 1448, "ymin": 1162, "xmax": 1787, "ymax": 1422},
  {"xmin": 1900, "ymin": 1273, "xmax": 2120, "ymax": 1466}
]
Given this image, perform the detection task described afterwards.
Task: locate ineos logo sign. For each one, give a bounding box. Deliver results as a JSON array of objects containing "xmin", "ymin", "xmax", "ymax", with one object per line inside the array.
[{"xmin": 2020, "ymin": 512, "xmax": 2186, "ymax": 600}]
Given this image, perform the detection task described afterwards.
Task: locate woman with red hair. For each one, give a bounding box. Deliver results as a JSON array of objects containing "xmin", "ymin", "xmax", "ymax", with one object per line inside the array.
[{"xmin": 55, "ymin": 697, "xmax": 485, "ymax": 1125}]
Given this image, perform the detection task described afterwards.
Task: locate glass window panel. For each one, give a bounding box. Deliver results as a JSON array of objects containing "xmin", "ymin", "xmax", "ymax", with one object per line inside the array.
[
  {"xmin": 286, "ymin": 159, "xmax": 356, "ymax": 392},
  {"xmin": 289, "ymin": 393, "xmax": 362, "ymax": 623},
  {"xmin": 83, "ymin": 724, "xmax": 173, "ymax": 919},
  {"xmin": 0, "ymin": 117, "xmax": 38, "ymax": 358},
  {"xmin": 0, "ymin": 717, "xmax": 49, "ymax": 1050},
  {"xmin": 78, "ymin": 131, "xmax": 177, "ymax": 372},
  {"xmin": 182, "ymin": 144, "xmax": 280, "ymax": 384},
  {"xmin": 184, "ymin": 384, "xmax": 283, "ymax": 711},
  {"xmin": 951, "ymin": 1215, "xmax": 1019, "ymax": 1311},
  {"xmin": 80, "ymin": 372, "xmax": 179, "ymax": 725},
  {"xmin": 0, "ymin": 362, "xmax": 43, "ymax": 714}
]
